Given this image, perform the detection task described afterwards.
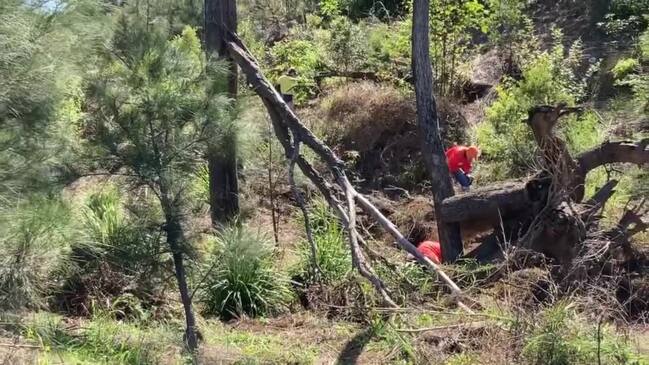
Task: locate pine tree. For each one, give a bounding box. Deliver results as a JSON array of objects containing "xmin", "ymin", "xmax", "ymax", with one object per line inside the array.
[{"xmin": 82, "ymin": 14, "xmax": 231, "ymax": 351}]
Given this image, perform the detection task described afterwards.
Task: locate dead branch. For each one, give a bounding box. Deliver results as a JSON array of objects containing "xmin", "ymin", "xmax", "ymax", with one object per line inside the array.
[
  {"xmin": 394, "ymin": 321, "xmax": 488, "ymax": 333},
  {"xmin": 288, "ymin": 135, "xmax": 321, "ymax": 282},
  {"xmin": 581, "ymin": 180, "xmax": 619, "ymax": 224},
  {"xmin": 584, "ymin": 180, "xmax": 619, "ymax": 209},
  {"xmin": 577, "ymin": 138, "xmax": 649, "ymax": 175},
  {"xmin": 344, "ymin": 179, "xmax": 398, "ymax": 308},
  {"xmin": 225, "ymin": 31, "xmax": 473, "ymax": 312},
  {"xmin": 314, "ymin": 69, "xmax": 379, "ymax": 85},
  {"xmin": 608, "ymin": 199, "xmax": 649, "ymax": 243}
]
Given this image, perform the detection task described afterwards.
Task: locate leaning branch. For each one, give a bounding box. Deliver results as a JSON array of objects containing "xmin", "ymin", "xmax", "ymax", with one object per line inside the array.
[
  {"xmin": 225, "ymin": 33, "xmax": 473, "ymax": 312},
  {"xmin": 288, "ymin": 136, "xmax": 321, "ymax": 282}
]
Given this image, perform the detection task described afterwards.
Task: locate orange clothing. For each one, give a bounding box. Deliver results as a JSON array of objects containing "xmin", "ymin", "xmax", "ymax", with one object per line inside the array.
[
  {"xmin": 445, "ymin": 146, "xmax": 473, "ymax": 174},
  {"xmin": 417, "ymin": 241, "xmax": 442, "ymax": 264}
]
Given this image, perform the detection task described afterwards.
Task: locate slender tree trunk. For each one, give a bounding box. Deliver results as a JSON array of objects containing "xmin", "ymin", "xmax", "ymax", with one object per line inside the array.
[
  {"xmin": 411, "ymin": 0, "xmax": 463, "ymax": 262},
  {"xmin": 205, "ymin": 0, "xmax": 239, "ymax": 225},
  {"xmin": 160, "ymin": 188, "xmax": 198, "ymax": 352}
]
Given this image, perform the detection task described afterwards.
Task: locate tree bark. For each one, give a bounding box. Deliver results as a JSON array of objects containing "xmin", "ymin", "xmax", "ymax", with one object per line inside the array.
[
  {"xmin": 411, "ymin": 0, "xmax": 463, "ymax": 262},
  {"xmin": 160, "ymin": 187, "xmax": 198, "ymax": 352},
  {"xmin": 205, "ymin": 0, "xmax": 239, "ymax": 225}
]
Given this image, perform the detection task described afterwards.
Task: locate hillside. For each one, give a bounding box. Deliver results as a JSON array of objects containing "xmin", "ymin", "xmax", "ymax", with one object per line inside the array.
[{"xmin": 1, "ymin": 0, "xmax": 648, "ymax": 364}]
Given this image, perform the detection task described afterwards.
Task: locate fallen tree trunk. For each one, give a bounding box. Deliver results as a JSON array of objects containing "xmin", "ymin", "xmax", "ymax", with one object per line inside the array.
[{"xmin": 440, "ymin": 180, "xmax": 533, "ymax": 223}]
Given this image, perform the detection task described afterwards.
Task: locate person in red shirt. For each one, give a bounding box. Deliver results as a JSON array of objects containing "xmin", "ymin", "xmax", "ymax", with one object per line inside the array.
[
  {"xmin": 445, "ymin": 145, "xmax": 480, "ymax": 192},
  {"xmin": 406, "ymin": 240, "xmax": 442, "ymax": 264},
  {"xmin": 417, "ymin": 240, "xmax": 442, "ymax": 264}
]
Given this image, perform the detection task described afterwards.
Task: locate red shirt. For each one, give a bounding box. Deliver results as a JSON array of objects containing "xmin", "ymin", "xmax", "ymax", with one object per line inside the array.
[
  {"xmin": 417, "ymin": 241, "xmax": 442, "ymax": 264},
  {"xmin": 445, "ymin": 146, "xmax": 472, "ymax": 174}
]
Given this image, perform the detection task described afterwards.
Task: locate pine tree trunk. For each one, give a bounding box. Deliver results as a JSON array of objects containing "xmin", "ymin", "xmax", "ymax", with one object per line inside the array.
[
  {"xmin": 160, "ymin": 188, "xmax": 198, "ymax": 352},
  {"xmin": 205, "ymin": 0, "xmax": 239, "ymax": 225},
  {"xmin": 411, "ymin": 0, "xmax": 463, "ymax": 262},
  {"xmin": 207, "ymin": 146, "xmax": 239, "ymax": 224}
]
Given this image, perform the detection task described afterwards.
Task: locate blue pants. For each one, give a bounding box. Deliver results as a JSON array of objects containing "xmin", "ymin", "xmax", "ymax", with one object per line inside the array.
[{"xmin": 453, "ymin": 171, "xmax": 472, "ymax": 188}]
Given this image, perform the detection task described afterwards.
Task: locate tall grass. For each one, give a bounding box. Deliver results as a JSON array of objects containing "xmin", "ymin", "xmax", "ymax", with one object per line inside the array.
[
  {"xmin": 201, "ymin": 225, "xmax": 292, "ymax": 319},
  {"xmin": 22, "ymin": 312, "xmax": 169, "ymax": 365},
  {"xmin": 0, "ymin": 196, "xmax": 73, "ymax": 310},
  {"xmin": 523, "ymin": 302, "xmax": 648, "ymax": 365},
  {"xmin": 78, "ymin": 188, "xmax": 165, "ymax": 274},
  {"xmin": 294, "ymin": 197, "xmax": 351, "ymax": 285},
  {"xmin": 57, "ymin": 187, "xmax": 167, "ymax": 317}
]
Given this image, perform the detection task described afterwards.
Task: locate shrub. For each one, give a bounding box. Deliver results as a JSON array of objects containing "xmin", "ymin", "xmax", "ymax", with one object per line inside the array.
[
  {"xmin": 601, "ymin": 0, "xmax": 649, "ymax": 35},
  {"xmin": 269, "ymin": 39, "xmax": 326, "ymax": 102},
  {"xmin": 327, "ymin": 16, "xmax": 368, "ymax": 72},
  {"xmin": 0, "ymin": 197, "xmax": 73, "ymax": 310},
  {"xmin": 475, "ymin": 32, "xmax": 602, "ymax": 181},
  {"xmin": 613, "ymin": 58, "xmax": 640, "ymax": 80},
  {"xmin": 56, "ymin": 188, "xmax": 167, "ymax": 317},
  {"xmin": 202, "ymin": 225, "xmax": 292, "ymax": 319}
]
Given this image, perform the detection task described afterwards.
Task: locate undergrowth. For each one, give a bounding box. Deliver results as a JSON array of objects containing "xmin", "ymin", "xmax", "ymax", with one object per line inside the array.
[
  {"xmin": 13, "ymin": 312, "xmax": 174, "ymax": 365},
  {"xmin": 201, "ymin": 225, "xmax": 293, "ymax": 319},
  {"xmin": 293, "ymin": 197, "xmax": 352, "ymax": 286},
  {"xmin": 0, "ymin": 196, "xmax": 73, "ymax": 310},
  {"xmin": 522, "ymin": 302, "xmax": 648, "ymax": 365}
]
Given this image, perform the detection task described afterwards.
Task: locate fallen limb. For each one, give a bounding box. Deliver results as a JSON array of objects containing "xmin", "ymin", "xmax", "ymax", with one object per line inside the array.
[
  {"xmin": 577, "ymin": 138, "xmax": 649, "ymax": 175},
  {"xmin": 288, "ymin": 136, "xmax": 321, "ymax": 282},
  {"xmin": 314, "ymin": 69, "xmax": 379, "ymax": 84},
  {"xmin": 441, "ymin": 137, "xmax": 648, "ymax": 226},
  {"xmin": 225, "ymin": 31, "xmax": 473, "ymax": 312},
  {"xmin": 395, "ymin": 321, "xmax": 487, "ymax": 333},
  {"xmin": 344, "ymin": 178, "xmax": 398, "ymax": 308},
  {"xmin": 440, "ymin": 181, "xmax": 531, "ymax": 223},
  {"xmin": 0, "ymin": 343, "xmax": 42, "ymax": 349}
]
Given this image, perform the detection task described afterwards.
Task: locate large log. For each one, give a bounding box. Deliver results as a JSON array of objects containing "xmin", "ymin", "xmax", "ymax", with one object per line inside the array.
[{"xmin": 440, "ymin": 179, "xmax": 547, "ymax": 223}]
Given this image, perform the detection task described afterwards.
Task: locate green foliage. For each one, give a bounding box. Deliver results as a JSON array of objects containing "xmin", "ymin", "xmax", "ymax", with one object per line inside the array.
[
  {"xmin": 53, "ymin": 187, "xmax": 168, "ymax": 318},
  {"xmin": 429, "ymin": 0, "xmax": 490, "ymax": 96},
  {"xmin": 617, "ymin": 29, "xmax": 649, "ymax": 114},
  {"xmin": 327, "ymin": 16, "xmax": 368, "ymax": 71},
  {"xmin": 319, "ymin": 0, "xmax": 408, "ymax": 19},
  {"xmin": 188, "ymin": 163, "xmax": 211, "ymax": 208},
  {"xmin": 369, "ymin": 317, "xmax": 418, "ymax": 363},
  {"xmin": 269, "ymin": 39, "xmax": 325, "ymax": 102},
  {"xmin": 484, "ymin": 0, "xmax": 528, "ymax": 47},
  {"xmin": 613, "ymin": 58, "xmax": 640, "ymax": 80},
  {"xmin": 0, "ymin": 0, "xmax": 110, "ymax": 197},
  {"xmin": 476, "ymin": 32, "xmax": 602, "ymax": 180},
  {"xmin": 77, "ymin": 188, "xmax": 166, "ymax": 276},
  {"xmin": 523, "ymin": 302, "xmax": 648, "ymax": 365},
  {"xmin": 298, "ymin": 198, "xmax": 352, "ymax": 284},
  {"xmin": 366, "ymin": 20, "xmax": 412, "ymax": 81},
  {"xmin": 601, "ymin": 0, "xmax": 649, "ymax": 35},
  {"xmin": 202, "ymin": 225, "xmax": 292, "ymax": 319},
  {"xmin": 23, "ymin": 312, "xmax": 167, "ymax": 364},
  {"xmin": 0, "ymin": 197, "xmax": 73, "ymax": 310},
  {"xmin": 342, "ymin": 0, "xmax": 408, "ymax": 19}
]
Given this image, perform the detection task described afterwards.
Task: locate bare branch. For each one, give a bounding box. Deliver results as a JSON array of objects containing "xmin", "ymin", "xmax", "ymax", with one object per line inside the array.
[
  {"xmin": 288, "ymin": 134, "xmax": 321, "ymax": 282},
  {"xmin": 577, "ymin": 138, "xmax": 649, "ymax": 175}
]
